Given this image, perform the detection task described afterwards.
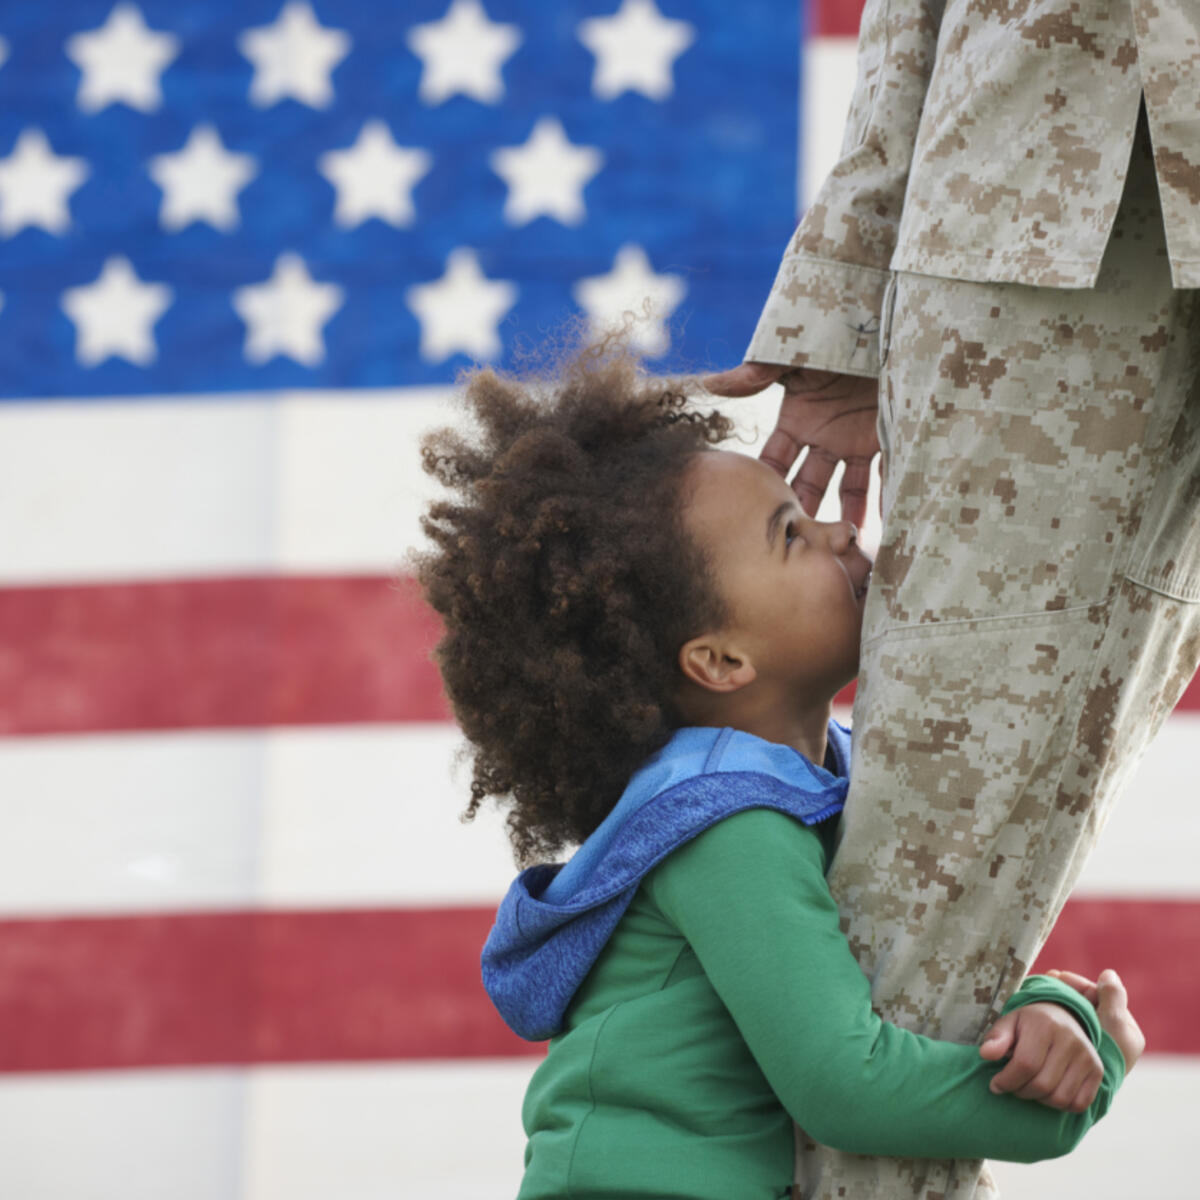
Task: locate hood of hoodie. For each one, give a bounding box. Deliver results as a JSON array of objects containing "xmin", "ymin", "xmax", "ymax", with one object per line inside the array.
[{"xmin": 481, "ymin": 722, "xmax": 850, "ymax": 1041}]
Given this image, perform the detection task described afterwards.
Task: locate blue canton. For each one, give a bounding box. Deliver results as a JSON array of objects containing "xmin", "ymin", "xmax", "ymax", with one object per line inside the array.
[{"xmin": 0, "ymin": 0, "xmax": 798, "ymax": 399}]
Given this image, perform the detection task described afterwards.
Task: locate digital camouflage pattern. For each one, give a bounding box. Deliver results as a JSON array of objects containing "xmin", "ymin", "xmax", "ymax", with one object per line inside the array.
[
  {"xmin": 739, "ymin": 9, "xmax": 1200, "ymax": 1194},
  {"xmin": 748, "ymin": 0, "xmax": 1200, "ymax": 375},
  {"xmin": 789, "ymin": 121, "xmax": 1200, "ymax": 1199}
]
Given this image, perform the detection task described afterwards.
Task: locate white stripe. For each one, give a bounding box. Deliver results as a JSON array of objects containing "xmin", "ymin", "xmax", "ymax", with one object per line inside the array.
[
  {"xmin": 0, "ymin": 1067, "xmax": 246, "ymax": 1200},
  {"xmin": 0, "ymin": 395, "xmax": 279, "ymax": 584},
  {"xmin": 245, "ymin": 1060, "xmax": 535, "ymax": 1200},
  {"xmin": 802, "ymin": 38, "xmax": 859, "ymax": 212},
  {"xmin": 0, "ymin": 724, "xmax": 511, "ymax": 915},
  {"xmin": 0, "ymin": 386, "xmax": 794, "ymax": 585},
  {"xmin": 260, "ymin": 722, "xmax": 516, "ymax": 909},
  {"xmin": 1075, "ymin": 713, "xmax": 1200, "ymax": 897},
  {"xmin": 0, "ymin": 712, "xmax": 1195, "ymax": 916},
  {"xmin": 989, "ymin": 1056, "xmax": 1199, "ymax": 1198},
  {"xmin": 0, "ymin": 1056, "xmax": 1192, "ymax": 1199}
]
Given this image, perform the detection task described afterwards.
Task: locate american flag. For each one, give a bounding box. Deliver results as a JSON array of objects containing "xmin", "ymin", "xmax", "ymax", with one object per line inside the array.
[{"xmin": 0, "ymin": 2, "xmax": 1194, "ymax": 1196}]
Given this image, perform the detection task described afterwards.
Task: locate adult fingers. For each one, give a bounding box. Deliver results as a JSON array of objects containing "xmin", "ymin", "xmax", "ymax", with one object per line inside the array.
[
  {"xmin": 839, "ymin": 458, "xmax": 872, "ymax": 528},
  {"xmin": 791, "ymin": 447, "xmax": 838, "ymax": 515},
  {"xmin": 759, "ymin": 427, "xmax": 805, "ymax": 479},
  {"xmin": 703, "ymin": 361, "xmax": 788, "ymax": 397}
]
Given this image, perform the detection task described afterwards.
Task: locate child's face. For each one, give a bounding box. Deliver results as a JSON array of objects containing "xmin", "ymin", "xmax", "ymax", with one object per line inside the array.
[{"xmin": 681, "ymin": 450, "xmax": 873, "ymax": 701}]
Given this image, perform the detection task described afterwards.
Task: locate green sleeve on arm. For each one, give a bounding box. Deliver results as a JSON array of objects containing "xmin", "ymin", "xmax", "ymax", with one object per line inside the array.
[
  {"xmin": 1001, "ymin": 974, "xmax": 1104, "ymax": 1044},
  {"xmin": 646, "ymin": 809, "xmax": 1125, "ymax": 1163}
]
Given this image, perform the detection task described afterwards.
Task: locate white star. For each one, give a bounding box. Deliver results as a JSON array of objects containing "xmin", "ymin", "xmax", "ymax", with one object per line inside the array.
[
  {"xmin": 489, "ymin": 117, "xmax": 603, "ymax": 227},
  {"xmin": 148, "ymin": 125, "xmax": 258, "ymax": 232},
  {"xmin": 0, "ymin": 129, "xmax": 90, "ymax": 237},
  {"xmin": 238, "ymin": 2, "xmax": 351, "ymax": 109},
  {"xmin": 61, "ymin": 256, "xmax": 173, "ymax": 366},
  {"xmin": 318, "ymin": 120, "xmax": 431, "ymax": 229},
  {"xmin": 233, "ymin": 253, "xmax": 344, "ymax": 366},
  {"xmin": 65, "ymin": 3, "xmax": 180, "ymax": 114},
  {"xmin": 407, "ymin": 0, "xmax": 522, "ymax": 106},
  {"xmin": 573, "ymin": 244, "xmax": 685, "ymax": 356},
  {"xmin": 406, "ymin": 248, "xmax": 517, "ymax": 363},
  {"xmin": 577, "ymin": 0, "xmax": 695, "ymax": 101},
  {"xmin": 0, "ymin": 38, "xmax": 8, "ymax": 71}
]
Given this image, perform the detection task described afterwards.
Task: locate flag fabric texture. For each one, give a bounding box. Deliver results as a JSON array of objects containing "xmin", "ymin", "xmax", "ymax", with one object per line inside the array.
[{"xmin": 0, "ymin": 3, "xmax": 1196, "ymax": 1198}]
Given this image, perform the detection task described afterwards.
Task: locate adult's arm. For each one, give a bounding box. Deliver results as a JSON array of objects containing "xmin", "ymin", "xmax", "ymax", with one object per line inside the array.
[
  {"xmin": 745, "ymin": 0, "xmax": 947, "ymax": 378},
  {"xmin": 706, "ymin": 1, "xmax": 948, "ymax": 521},
  {"xmin": 646, "ymin": 809, "xmax": 1126, "ymax": 1161}
]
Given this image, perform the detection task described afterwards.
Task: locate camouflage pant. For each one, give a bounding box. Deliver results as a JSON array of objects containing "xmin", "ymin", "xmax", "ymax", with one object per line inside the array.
[{"xmin": 796, "ymin": 125, "xmax": 1200, "ymax": 1197}]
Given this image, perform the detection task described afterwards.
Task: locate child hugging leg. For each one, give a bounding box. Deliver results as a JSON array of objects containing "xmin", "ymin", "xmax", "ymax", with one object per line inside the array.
[{"xmin": 415, "ymin": 340, "xmax": 1142, "ymax": 1200}]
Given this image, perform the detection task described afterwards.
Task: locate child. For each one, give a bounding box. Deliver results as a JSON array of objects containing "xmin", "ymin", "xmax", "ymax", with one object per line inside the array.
[{"xmin": 416, "ymin": 343, "xmax": 1143, "ymax": 1200}]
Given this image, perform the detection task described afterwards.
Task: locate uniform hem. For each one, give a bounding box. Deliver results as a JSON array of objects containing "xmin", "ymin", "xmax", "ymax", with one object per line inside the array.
[{"xmin": 892, "ymin": 249, "xmax": 1101, "ymax": 290}]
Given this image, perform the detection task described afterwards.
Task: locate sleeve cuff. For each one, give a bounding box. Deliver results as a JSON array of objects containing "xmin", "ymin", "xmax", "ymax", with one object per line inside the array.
[
  {"xmin": 1001, "ymin": 974, "xmax": 1103, "ymax": 1047},
  {"xmin": 1000, "ymin": 974, "xmax": 1129, "ymax": 1099},
  {"xmin": 745, "ymin": 255, "xmax": 892, "ymax": 379}
]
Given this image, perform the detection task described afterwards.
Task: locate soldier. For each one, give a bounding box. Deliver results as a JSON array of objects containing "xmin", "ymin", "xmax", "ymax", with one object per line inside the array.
[{"xmin": 707, "ymin": 3, "xmax": 1200, "ymax": 1199}]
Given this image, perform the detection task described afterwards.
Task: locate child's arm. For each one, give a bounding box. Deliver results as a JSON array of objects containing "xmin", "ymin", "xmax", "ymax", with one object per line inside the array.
[
  {"xmin": 646, "ymin": 808, "xmax": 1128, "ymax": 1162},
  {"xmin": 981, "ymin": 969, "xmax": 1143, "ymax": 1112},
  {"xmin": 1044, "ymin": 967, "xmax": 1146, "ymax": 1078},
  {"xmin": 979, "ymin": 998, "xmax": 1105, "ymax": 1112}
]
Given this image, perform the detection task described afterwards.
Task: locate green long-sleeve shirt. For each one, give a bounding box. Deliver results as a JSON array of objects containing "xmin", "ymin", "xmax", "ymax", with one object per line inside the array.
[{"xmin": 518, "ymin": 809, "xmax": 1125, "ymax": 1199}]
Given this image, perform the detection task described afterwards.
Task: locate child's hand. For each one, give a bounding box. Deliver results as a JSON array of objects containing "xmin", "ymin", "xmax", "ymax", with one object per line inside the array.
[
  {"xmin": 1046, "ymin": 967, "xmax": 1146, "ymax": 1074},
  {"xmin": 979, "ymin": 1000, "xmax": 1104, "ymax": 1113}
]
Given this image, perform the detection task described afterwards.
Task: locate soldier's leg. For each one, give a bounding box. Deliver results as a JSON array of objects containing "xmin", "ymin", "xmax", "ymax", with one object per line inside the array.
[{"xmin": 795, "ymin": 126, "xmax": 1200, "ymax": 1199}]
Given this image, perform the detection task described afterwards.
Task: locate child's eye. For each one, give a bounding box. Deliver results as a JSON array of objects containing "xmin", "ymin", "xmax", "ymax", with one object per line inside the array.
[{"xmin": 785, "ymin": 521, "xmax": 799, "ymax": 549}]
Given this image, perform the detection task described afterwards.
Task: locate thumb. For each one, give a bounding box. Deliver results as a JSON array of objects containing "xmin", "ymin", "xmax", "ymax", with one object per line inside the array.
[
  {"xmin": 980, "ymin": 1012, "xmax": 1017, "ymax": 1061},
  {"xmin": 703, "ymin": 361, "xmax": 788, "ymax": 397},
  {"xmin": 1097, "ymin": 968, "xmax": 1128, "ymax": 1019}
]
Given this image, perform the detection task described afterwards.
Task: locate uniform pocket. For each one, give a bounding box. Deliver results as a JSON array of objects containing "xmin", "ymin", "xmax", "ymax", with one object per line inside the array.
[{"xmin": 1125, "ymin": 379, "xmax": 1200, "ymax": 603}]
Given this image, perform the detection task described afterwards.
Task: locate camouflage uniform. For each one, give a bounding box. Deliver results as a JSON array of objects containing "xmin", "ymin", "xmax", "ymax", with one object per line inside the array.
[{"xmin": 745, "ymin": 4, "xmax": 1200, "ymax": 1198}]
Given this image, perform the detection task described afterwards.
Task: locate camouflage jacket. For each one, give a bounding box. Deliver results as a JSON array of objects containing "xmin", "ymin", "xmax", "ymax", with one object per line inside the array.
[{"xmin": 747, "ymin": 0, "xmax": 1200, "ymax": 377}]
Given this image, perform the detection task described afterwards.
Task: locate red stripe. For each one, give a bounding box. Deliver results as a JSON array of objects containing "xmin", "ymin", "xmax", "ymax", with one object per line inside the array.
[
  {"xmin": 0, "ymin": 898, "xmax": 1195, "ymax": 1073},
  {"xmin": 1, "ymin": 577, "xmax": 1195, "ymax": 737},
  {"xmin": 0, "ymin": 907, "xmax": 538, "ymax": 1073},
  {"xmin": 0, "ymin": 575, "xmax": 450, "ymax": 735},
  {"xmin": 810, "ymin": 0, "xmax": 867, "ymax": 39},
  {"xmin": 1032, "ymin": 899, "xmax": 1200, "ymax": 1056}
]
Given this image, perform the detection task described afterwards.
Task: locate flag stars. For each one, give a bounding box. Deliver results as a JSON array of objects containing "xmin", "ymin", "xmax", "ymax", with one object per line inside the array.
[
  {"xmin": 66, "ymin": 3, "xmax": 180, "ymax": 114},
  {"xmin": 234, "ymin": 253, "xmax": 344, "ymax": 366},
  {"xmin": 239, "ymin": 2, "xmax": 351, "ymax": 109},
  {"xmin": 406, "ymin": 248, "xmax": 517, "ymax": 362},
  {"xmin": 573, "ymin": 244, "xmax": 685, "ymax": 356},
  {"xmin": 62, "ymin": 256, "xmax": 173, "ymax": 366},
  {"xmin": 319, "ymin": 121, "xmax": 431, "ymax": 229},
  {"xmin": 578, "ymin": 0, "xmax": 696, "ymax": 101},
  {"xmin": 490, "ymin": 117, "xmax": 603, "ymax": 227},
  {"xmin": 408, "ymin": 0, "xmax": 522, "ymax": 106},
  {"xmin": 149, "ymin": 125, "xmax": 258, "ymax": 232},
  {"xmin": 0, "ymin": 129, "xmax": 90, "ymax": 237}
]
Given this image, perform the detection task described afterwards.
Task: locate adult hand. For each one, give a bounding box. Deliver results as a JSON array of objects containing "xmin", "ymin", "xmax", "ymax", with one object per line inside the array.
[{"xmin": 704, "ymin": 362, "xmax": 880, "ymax": 528}]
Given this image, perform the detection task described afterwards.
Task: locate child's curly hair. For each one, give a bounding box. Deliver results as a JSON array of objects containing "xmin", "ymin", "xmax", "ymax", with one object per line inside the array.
[{"xmin": 416, "ymin": 340, "xmax": 735, "ymax": 864}]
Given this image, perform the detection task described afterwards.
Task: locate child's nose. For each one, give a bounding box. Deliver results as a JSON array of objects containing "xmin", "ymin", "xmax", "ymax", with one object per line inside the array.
[{"xmin": 824, "ymin": 520, "xmax": 859, "ymax": 554}]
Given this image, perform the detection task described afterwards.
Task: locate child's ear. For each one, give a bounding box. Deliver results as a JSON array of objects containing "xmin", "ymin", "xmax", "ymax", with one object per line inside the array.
[{"xmin": 678, "ymin": 634, "xmax": 757, "ymax": 694}]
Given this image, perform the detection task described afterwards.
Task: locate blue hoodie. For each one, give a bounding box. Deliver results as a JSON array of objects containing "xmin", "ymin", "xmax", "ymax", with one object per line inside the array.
[{"xmin": 481, "ymin": 722, "xmax": 850, "ymax": 1041}]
